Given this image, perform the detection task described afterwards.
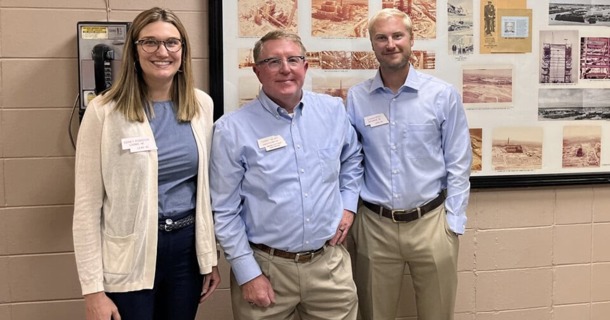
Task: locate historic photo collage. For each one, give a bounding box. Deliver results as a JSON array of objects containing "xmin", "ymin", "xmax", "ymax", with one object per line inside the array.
[{"xmin": 223, "ymin": 0, "xmax": 610, "ymax": 175}]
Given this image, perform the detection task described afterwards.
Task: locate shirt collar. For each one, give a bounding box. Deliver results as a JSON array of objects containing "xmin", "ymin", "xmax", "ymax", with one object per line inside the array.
[
  {"xmin": 368, "ymin": 64, "xmax": 421, "ymax": 94},
  {"xmin": 257, "ymin": 89, "xmax": 305, "ymax": 118}
]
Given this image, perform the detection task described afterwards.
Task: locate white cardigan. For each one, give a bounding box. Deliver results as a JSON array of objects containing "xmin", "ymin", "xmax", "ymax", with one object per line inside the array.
[{"xmin": 73, "ymin": 89, "xmax": 217, "ymax": 295}]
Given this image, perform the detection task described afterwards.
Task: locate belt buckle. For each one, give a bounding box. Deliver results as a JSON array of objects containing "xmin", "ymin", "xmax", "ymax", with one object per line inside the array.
[
  {"xmin": 163, "ymin": 218, "xmax": 174, "ymax": 232},
  {"xmin": 391, "ymin": 208, "xmax": 421, "ymax": 222},
  {"xmin": 294, "ymin": 251, "xmax": 314, "ymax": 263}
]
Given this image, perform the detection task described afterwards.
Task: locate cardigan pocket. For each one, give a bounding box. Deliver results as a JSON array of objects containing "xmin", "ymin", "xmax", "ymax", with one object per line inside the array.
[{"xmin": 102, "ymin": 232, "xmax": 137, "ymax": 275}]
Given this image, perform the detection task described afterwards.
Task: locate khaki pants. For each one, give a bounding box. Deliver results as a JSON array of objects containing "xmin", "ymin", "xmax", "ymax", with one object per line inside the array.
[
  {"xmin": 351, "ymin": 203, "xmax": 459, "ymax": 320},
  {"xmin": 231, "ymin": 244, "xmax": 358, "ymax": 320}
]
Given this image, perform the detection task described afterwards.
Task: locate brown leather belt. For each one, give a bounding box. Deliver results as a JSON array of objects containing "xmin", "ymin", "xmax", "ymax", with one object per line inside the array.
[
  {"xmin": 250, "ymin": 242, "xmax": 324, "ymax": 263},
  {"xmin": 363, "ymin": 191, "xmax": 445, "ymax": 223}
]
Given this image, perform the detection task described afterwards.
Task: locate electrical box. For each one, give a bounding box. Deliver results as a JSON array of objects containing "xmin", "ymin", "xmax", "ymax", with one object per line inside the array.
[{"xmin": 77, "ymin": 21, "xmax": 130, "ymax": 120}]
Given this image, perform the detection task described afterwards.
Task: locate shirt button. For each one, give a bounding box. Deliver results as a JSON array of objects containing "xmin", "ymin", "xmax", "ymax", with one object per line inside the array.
[
  {"xmin": 306, "ymin": 218, "xmax": 310, "ymax": 222},
  {"xmin": 300, "ymin": 169, "xmax": 305, "ymax": 173},
  {"xmin": 305, "ymin": 241, "xmax": 309, "ymax": 244},
  {"xmin": 297, "ymin": 144, "xmax": 301, "ymax": 149},
  {"xmin": 304, "ymin": 193, "xmax": 309, "ymax": 197},
  {"xmin": 393, "ymin": 170, "xmax": 398, "ymax": 174}
]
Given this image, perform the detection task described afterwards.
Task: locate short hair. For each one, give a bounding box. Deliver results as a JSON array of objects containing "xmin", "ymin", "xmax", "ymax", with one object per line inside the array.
[
  {"xmin": 368, "ymin": 8, "xmax": 413, "ymax": 39},
  {"xmin": 253, "ymin": 30, "xmax": 307, "ymax": 63}
]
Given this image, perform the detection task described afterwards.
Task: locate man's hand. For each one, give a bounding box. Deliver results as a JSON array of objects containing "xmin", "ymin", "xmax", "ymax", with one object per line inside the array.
[
  {"xmin": 200, "ymin": 266, "xmax": 221, "ymax": 303},
  {"xmin": 241, "ymin": 274, "xmax": 275, "ymax": 307},
  {"xmin": 329, "ymin": 209, "xmax": 355, "ymax": 246},
  {"xmin": 84, "ymin": 291, "xmax": 120, "ymax": 320}
]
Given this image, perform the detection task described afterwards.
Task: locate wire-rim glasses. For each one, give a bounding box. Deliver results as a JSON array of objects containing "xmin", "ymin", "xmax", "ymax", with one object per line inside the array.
[
  {"xmin": 135, "ymin": 38, "xmax": 183, "ymax": 53},
  {"xmin": 256, "ymin": 56, "xmax": 305, "ymax": 71}
]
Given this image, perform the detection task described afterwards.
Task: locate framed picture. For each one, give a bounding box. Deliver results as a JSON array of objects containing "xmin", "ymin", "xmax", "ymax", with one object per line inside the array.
[{"xmin": 208, "ymin": 0, "xmax": 610, "ymax": 188}]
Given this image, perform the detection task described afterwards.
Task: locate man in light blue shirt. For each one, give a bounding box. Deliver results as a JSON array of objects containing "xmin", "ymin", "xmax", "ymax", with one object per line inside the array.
[
  {"xmin": 210, "ymin": 30, "xmax": 362, "ymax": 320},
  {"xmin": 346, "ymin": 9, "xmax": 472, "ymax": 320}
]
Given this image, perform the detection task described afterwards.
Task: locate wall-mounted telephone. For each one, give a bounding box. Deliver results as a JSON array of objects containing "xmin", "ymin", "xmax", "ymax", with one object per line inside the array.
[{"xmin": 77, "ymin": 21, "xmax": 130, "ymax": 120}]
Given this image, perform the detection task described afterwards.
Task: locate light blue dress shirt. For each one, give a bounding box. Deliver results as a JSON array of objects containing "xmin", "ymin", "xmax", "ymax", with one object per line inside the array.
[
  {"xmin": 210, "ymin": 90, "xmax": 363, "ymax": 285},
  {"xmin": 346, "ymin": 66, "xmax": 471, "ymax": 234}
]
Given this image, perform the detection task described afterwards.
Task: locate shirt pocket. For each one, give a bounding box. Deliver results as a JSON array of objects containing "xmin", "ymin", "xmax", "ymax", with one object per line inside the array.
[
  {"xmin": 403, "ymin": 124, "xmax": 439, "ymax": 159},
  {"xmin": 102, "ymin": 232, "xmax": 137, "ymax": 275},
  {"xmin": 318, "ymin": 146, "xmax": 341, "ymax": 182}
]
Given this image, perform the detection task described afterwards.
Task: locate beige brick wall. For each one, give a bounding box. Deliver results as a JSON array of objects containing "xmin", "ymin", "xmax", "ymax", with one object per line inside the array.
[{"xmin": 0, "ymin": 1, "xmax": 609, "ymax": 320}]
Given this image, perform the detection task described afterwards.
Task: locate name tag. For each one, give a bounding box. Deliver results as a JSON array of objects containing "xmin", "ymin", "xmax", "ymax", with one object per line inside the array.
[
  {"xmin": 257, "ymin": 135, "xmax": 287, "ymax": 151},
  {"xmin": 121, "ymin": 137, "xmax": 157, "ymax": 153},
  {"xmin": 364, "ymin": 113, "xmax": 389, "ymax": 127}
]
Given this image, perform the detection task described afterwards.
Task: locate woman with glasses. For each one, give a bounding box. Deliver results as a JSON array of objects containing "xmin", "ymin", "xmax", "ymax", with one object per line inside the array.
[{"xmin": 73, "ymin": 7, "xmax": 220, "ymax": 320}]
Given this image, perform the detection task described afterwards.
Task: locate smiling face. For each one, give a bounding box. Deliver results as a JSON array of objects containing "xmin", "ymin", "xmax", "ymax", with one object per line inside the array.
[
  {"xmin": 136, "ymin": 21, "xmax": 182, "ymax": 87},
  {"xmin": 370, "ymin": 16, "xmax": 414, "ymax": 72},
  {"xmin": 253, "ymin": 39, "xmax": 308, "ymax": 111}
]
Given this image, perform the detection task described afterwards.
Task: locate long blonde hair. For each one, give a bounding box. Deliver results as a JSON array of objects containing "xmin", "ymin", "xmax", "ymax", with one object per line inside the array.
[{"xmin": 101, "ymin": 7, "xmax": 198, "ymax": 122}]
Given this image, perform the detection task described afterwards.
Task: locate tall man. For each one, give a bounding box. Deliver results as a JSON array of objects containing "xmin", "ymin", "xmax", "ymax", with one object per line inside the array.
[
  {"xmin": 210, "ymin": 30, "xmax": 362, "ymax": 319},
  {"xmin": 346, "ymin": 9, "xmax": 472, "ymax": 320}
]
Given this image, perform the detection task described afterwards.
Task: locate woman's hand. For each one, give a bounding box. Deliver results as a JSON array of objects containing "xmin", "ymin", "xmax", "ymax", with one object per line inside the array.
[
  {"xmin": 84, "ymin": 292, "xmax": 120, "ymax": 320},
  {"xmin": 199, "ymin": 266, "xmax": 221, "ymax": 303}
]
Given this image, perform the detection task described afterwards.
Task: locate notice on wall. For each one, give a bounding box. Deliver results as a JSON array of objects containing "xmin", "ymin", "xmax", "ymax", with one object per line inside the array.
[{"xmin": 492, "ymin": 9, "xmax": 533, "ymax": 53}]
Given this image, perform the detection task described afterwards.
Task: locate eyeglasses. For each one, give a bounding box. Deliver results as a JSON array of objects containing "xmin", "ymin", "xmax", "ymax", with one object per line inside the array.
[
  {"xmin": 135, "ymin": 38, "xmax": 183, "ymax": 53},
  {"xmin": 256, "ymin": 56, "xmax": 305, "ymax": 71}
]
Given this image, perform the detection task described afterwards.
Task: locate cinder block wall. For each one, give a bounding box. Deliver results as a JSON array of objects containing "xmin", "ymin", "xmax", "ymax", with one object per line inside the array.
[{"xmin": 0, "ymin": 1, "xmax": 609, "ymax": 320}]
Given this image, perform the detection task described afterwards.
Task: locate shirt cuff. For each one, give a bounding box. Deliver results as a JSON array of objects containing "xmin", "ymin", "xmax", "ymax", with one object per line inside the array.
[
  {"xmin": 231, "ymin": 254, "xmax": 263, "ymax": 286},
  {"xmin": 341, "ymin": 190, "xmax": 360, "ymax": 214},
  {"xmin": 446, "ymin": 211, "xmax": 467, "ymax": 235}
]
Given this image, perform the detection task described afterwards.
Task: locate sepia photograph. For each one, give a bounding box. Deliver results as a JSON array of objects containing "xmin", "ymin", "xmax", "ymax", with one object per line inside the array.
[
  {"xmin": 351, "ymin": 51, "xmax": 379, "ymax": 69},
  {"xmin": 320, "ymin": 51, "xmax": 352, "ymax": 69},
  {"xmin": 311, "ymin": 0, "xmax": 369, "ymax": 38},
  {"xmin": 410, "ymin": 50, "xmax": 435, "ymax": 69},
  {"xmin": 580, "ymin": 37, "xmax": 610, "ymax": 80},
  {"xmin": 539, "ymin": 30, "xmax": 578, "ymax": 84},
  {"xmin": 382, "ymin": 0, "xmax": 437, "ymax": 39},
  {"xmin": 539, "ymin": 88, "xmax": 610, "ymax": 120},
  {"xmin": 492, "ymin": 127, "xmax": 543, "ymax": 171},
  {"xmin": 238, "ymin": 48, "xmax": 256, "ymax": 69},
  {"xmin": 237, "ymin": 0, "xmax": 298, "ymax": 37},
  {"xmin": 238, "ymin": 75, "xmax": 261, "ymax": 107},
  {"xmin": 312, "ymin": 76, "xmax": 366, "ymax": 103},
  {"xmin": 448, "ymin": 0, "xmax": 474, "ymax": 56},
  {"xmin": 549, "ymin": 0, "xmax": 610, "ymax": 26},
  {"xmin": 562, "ymin": 125, "xmax": 601, "ymax": 168},
  {"xmin": 470, "ymin": 128, "xmax": 483, "ymax": 171},
  {"xmin": 462, "ymin": 67, "xmax": 512, "ymax": 107}
]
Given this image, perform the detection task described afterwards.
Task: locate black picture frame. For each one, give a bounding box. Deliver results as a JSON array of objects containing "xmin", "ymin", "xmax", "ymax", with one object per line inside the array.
[{"xmin": 207, "ymin": 3, "xmax": 610, "ymax": 189}]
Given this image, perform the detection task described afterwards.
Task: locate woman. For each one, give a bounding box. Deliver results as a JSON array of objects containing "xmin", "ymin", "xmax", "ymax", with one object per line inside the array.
[{"xmin": 73, "ymin": 7, "xmax": 220, "ymax": 320}]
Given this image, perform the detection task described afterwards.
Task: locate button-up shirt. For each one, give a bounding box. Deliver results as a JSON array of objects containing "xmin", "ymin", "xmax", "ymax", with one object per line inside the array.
[
  {"xmin": 211, "ymin": 90, "xmax": 363, "ymax": 285},
  {"xmin": 346, "ymin": 66, "xmax": 471, "ymax": 234}
]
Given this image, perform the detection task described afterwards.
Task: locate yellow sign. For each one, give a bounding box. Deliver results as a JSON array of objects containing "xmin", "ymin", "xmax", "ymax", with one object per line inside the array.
[{"xmin": 81, "ymin": 26, "xmax": 108, "ymax": 40}]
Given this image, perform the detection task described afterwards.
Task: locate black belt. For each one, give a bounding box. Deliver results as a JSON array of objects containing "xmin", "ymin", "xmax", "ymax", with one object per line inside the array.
[
  {"xmin": 159, "ymin": 214, "xmax": 195, "ymax": 232},
  {"xmin": 250, "ymin": 242, "xmax": 324, "ymax": 263},
  {"xmin": 363, "ymin": 191, "xmax": 445, "ymax": 223}
]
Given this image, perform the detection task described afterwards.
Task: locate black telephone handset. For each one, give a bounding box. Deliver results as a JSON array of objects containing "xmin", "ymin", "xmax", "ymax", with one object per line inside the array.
[{"xmin": 92, "ymin": 44, "xmax": 114, "ymax": 94}]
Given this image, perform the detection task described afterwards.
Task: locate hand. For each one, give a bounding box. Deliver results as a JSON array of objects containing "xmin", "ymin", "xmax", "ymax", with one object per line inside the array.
[
  {"xmin": 329, "ymin": 209, "xmax": 354, "ymax": 246},
  {"xmin": 200, "ymin": 266, "xmax": 221, "ymax": 303},
  {"xmin": 84, "ymin": 291, "xmax": 120, "ymax": 320},
  {"xmin": 241, "ymin": 274, "xmax": 275, "ymax": 307}
]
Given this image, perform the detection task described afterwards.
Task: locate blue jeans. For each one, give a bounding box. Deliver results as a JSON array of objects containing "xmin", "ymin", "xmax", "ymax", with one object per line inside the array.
[{"xmin": 107, "ymin": 222, "xmax": 203, "ymax": 320}]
